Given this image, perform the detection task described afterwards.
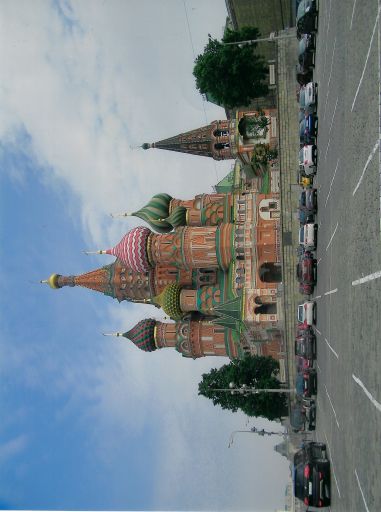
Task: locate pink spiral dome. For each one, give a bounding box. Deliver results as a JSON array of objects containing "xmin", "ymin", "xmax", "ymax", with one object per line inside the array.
[{"xmin": 106, "ymin": 226, "xmax": 152, "ymax": 272}]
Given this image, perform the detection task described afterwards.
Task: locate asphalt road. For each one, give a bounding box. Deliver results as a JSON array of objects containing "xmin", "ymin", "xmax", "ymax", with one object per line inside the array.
[{"xmin": 308, "ymin": 0, "xmax": 381, "ymax": 510}]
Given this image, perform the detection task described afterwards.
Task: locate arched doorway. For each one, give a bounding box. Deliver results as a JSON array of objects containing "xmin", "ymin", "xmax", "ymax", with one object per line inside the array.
[{"xmin": 258, "ymin": 263, "xmax": 282, "ymax": 283}]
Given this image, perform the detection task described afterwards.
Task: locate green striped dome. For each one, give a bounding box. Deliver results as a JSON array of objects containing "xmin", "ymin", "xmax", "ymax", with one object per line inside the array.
[
  {"xmin": 154, "ymin": 283, "xmax": 183, "ymax": 320},
  {"xmin": 132, "ymin": 193, "xmax": 173, "ymax": 233},
  {"xmin": 165, "ymin": 206, "xmax": 187, "ymax": 228}
]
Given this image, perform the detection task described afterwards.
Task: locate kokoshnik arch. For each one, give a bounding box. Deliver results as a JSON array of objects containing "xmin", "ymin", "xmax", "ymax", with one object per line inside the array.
[{"xmin": 42, "ymin": 110, "xmax": 284, "ymax": 363}]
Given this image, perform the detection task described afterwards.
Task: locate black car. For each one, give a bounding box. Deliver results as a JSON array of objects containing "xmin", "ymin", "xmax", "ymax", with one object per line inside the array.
[
  {"xmin": 296, "ymin": 368, "xmax": 317, "ymax": 397},
  {"xmin": 296, "ymin": 63, "xmax": 312, "ymax": 86},
  {"xmin": 296, "ymin": 0, "xmax": 318, "ymax": 39},
  {"xmin": 295, "ymin": 328, "xmax": 317, "ymax": 361},
  {"xmin": 293, "ymin": 441, "xmax": 331, "ymax": 507},
  {"xmin": 290, "ymin": 397, "xmax": 316, "ymax": 432}
]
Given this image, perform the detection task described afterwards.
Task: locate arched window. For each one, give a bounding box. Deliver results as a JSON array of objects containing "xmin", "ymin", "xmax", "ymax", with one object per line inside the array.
[{"xmin": 258, "ymin": 263, "xmax": 282, "ymax": 283}]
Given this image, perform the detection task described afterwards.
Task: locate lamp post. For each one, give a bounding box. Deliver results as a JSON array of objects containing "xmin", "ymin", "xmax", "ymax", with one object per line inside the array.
[
  {"xmin": 223, "ymin": 31, "xmax": 295, "ymax": 46},
  {"xmin": 228, "ymin": 427, "xmax": 287, "ymax": 448},
  {"xmin": 209, "ymin": 382, "xmax": 295, "ymax": 396}
]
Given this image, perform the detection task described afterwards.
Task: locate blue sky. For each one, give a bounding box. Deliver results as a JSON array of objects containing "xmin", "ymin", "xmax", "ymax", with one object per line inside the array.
[{"xmin": 0, "ymin": 1, "xmax": 289, "ymax": 510}]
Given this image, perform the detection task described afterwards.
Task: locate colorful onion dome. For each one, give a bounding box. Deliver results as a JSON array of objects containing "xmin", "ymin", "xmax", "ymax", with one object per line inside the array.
[
  {"xmin": 123, "ymin": 318, "xmax": 157, "ymax": 352},
  {"xmin": 154, "ymin": 283, "xmax": 183, "ymax": 320},
  {"xmin": 165, "ymin": 206, "xmax": 187, "ymax": 228},
  {"xmin": 132, "ymin": 193, "xmax": 173, "ymax": 234},
  {"xmin": 106, "ymin": 227, "xmax": 152, "ymax": 272}
]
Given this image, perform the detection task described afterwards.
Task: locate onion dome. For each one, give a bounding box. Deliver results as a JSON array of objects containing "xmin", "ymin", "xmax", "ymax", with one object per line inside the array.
[
  {"xmin": 141, "ymin": 143, "xmax": 152, "ymax": 150},
  {"xmin": 132, "ymin": 193, "xmax": 173, "ymax": 234},
  {"xmin": 40, "ymin": 274, "xmax": 60, "ymax": 289},
  {"xmin": 105, "ymin": 227, "xmax": 152, "ymax": 272},
  {"xmin": 164, "ymin": 206, "xmax": 187, "ymax": 228},
  {"xmin": 154, "ymin": 283, "xmax": 183, "ymax": 320},
  {"xmin": 105, "ymin": 319, "xmax": 157, "ymax": 352}
]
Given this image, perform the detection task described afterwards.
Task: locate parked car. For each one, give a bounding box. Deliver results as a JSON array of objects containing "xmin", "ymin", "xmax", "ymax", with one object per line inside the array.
[
  {"xmin": 299, "ymin": 113, "xmax": 318, "ymax": 144},
  {"xmin": 299, "ymin": 222, "xmax": 317, "ymax": 250},
  {"xmin": 299, "ymin": 144, "xmax": 317, "ymax": 174},
  {"xmin": 290, "ymin": 397, "xmax": 316, "ymax": 432},
  {"xmin": 298, "ymin": 188, "xmax": 317, "ymax": 223},
  {"xmin": 295, "ymin": 328, "xmax": 317, "ymax": 361},
  {"xmin": 299, "ymin": 187, "xmax": 317, "ymax": 212},
  {"xmin": 296, "ymin": 354, "xmax": 313, "ymax": 371},
  {"xmin": 297, "ymin": 300, "xmax": 316, "ymax": 327},
  {"xmin": 296, "ymin": 369, "xmax": 317, "ymax": 397},
  {"xmin": 296, "ymin": 250, "xmax": 317, "ymax": 295},
  {"xmin": 298, "ymin": 34, "xmax": 315, "ymax": 70},
  {"xmin": 296, "ymin": 0, "xmax": 318, "ymax": 39},
  {"xmin": 299, "ymin": 82, "xmax": 317, "ymax": 112},
  {"xmin": 296, "ymin": 168, "xmax": 313, "ymax": 187},
  {"xmin": 293, "ymin": 441, "xmax": 331, "ymax": 508},
  {"xmin": 296, "ymin": 63, "xmax": 313, "ymax": 86}
]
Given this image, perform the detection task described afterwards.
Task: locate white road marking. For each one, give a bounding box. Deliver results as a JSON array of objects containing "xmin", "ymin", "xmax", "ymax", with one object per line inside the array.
[
  {"xmin": 325, "ymin": 337, "xmax": 339, "ymax": 359},
  {"xmin": 314, "ymin": 295, "xmax": 322, "ymax": 300},
  {"xmin": 316, "ymin": 362, "xmax": 321, "ymax": 373},
  {"xmin": 352, "ymin": 269, "xmax": 381, "ymax": 286},
  {"xmin": 325, "ymin": 159, "xmax": 340, "ymax": 207},
  {"xmin": 351, "ymin": 6, "xmax": 381, "ymax": 111},
  {"xmin": 352, "ymin": 374, "xmax": 381, "ymax": 412},
  {"xmin": 324, "ymin": 137, "xmax": 331, "ymax": 160},
  {"xmin": 354, "ymin": 469, "xmax": 370, "ymax": 512},
  {"xmin": 324, "ymin": 288, "xmax": 338, "ymax": 295},
  {"xmin": 352, "ymin": 140, "xmax": 380, "ymax": 196},
  {"xmin": 323, "ymin": 37, "xmax": 337, "ymax": 119},
  {"xmin": 315, "ymin": 328, "xmax": 322, "ymax": 335},
  {"xmin": 317, "ymin": 258, "xmax": 322, "ymax": 266},
  {"xmin": 326, "ymin": 222, "xmax": 339, "ymax": 251},
  {"xmin": 323, "ymin": 430, "xmax": 342, "ymax": 499},
  {"xmin": 350, "ymin": 0, "xmax": 357, "ymax": 30},
  {"xmin": 328, "ymin": 96, "xmax": 339, "ymax": 135},
  {"xmin": 324, "ymin": 384, "xmax": 340, "ymax": 429}
]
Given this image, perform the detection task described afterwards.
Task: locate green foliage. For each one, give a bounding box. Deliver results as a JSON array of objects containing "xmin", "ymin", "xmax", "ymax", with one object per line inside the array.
[
  {"xmin": 198, "ymin": 355, "xmax": 287, "ymax": 421},
  {"xmin": 242, "ymin": 110, "xmax": 269, "ymax": 138},
  {"xmin": 193, "ymin": 27, "xmax": 269, "ymax": 109}
]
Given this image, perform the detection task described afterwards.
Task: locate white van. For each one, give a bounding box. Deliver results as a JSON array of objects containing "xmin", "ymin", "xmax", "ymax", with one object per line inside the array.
[{"xmin": 299, "ymin": 223, "xmax": 317, "ymax": 250}]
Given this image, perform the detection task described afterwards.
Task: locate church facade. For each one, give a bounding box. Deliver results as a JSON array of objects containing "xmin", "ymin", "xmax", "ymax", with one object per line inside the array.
[{"xmin": 43, "ymin": 109, "xmax": 284, "ymax": 364}]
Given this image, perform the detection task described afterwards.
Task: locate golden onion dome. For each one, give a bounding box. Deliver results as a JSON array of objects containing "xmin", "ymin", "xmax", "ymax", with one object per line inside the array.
[
  {"xmin": 40, "ymin": 273, "xmax": 60, "ymax": 289},
  {"xmin": 154, "ymin": 283, "xmax": 183, "ymax": 320}
]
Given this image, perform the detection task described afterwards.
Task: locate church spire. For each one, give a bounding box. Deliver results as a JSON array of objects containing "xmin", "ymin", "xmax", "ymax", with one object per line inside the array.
[{"xmin": 142, "ymin": 120, "xmax": 233, "ymax": 161}]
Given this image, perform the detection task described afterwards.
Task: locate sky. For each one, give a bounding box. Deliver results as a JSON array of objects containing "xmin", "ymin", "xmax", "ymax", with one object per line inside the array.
[{"xmin": 0, "ymin": 1, "xmax": 290, "ymax": 510}]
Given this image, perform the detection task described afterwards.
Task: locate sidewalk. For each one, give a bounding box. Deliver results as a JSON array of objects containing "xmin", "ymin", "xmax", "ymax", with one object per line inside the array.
[{"xmin": 276, "ymin": 28, "xmax": 303, "ymax": 390}]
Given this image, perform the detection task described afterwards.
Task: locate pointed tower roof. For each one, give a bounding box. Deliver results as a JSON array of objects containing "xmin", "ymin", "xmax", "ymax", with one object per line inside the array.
[
  {"xmin": 142, "ymin": 121, "xmax": 230, "ymax": 160},
  {"xmin": 41, "ymin": 260, "xmax": 155, "ymax": 303}
]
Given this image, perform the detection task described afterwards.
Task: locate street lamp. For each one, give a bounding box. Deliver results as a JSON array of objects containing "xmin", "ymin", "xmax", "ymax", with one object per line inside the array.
[
  {"xmin": 228, "ymin": 427, "xmax": 287, "ymax": 448},
  {"xmin": 223, "ymin": 31, "xmax": 295, "ymax": 47}
]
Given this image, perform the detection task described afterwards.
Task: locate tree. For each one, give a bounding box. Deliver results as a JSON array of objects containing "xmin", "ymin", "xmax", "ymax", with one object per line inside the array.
[
  {"xmin": 193, "ymin": 27, "xmax": 269, "ymax": 109},
  {"xmin": 198, "ymin": 355, "xmax": 287, "ymax": 421}
]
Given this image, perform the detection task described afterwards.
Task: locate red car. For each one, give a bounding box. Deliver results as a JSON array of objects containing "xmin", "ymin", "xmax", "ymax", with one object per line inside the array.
[{"xmin": 296, "ymin": 250, "xmax": 317, "ymax": 295}]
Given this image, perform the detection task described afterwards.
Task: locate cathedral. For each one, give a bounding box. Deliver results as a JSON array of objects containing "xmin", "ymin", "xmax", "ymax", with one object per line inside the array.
[{"xmin": 42, "ymin": 109, "xmax": 284, "ymax": 363}]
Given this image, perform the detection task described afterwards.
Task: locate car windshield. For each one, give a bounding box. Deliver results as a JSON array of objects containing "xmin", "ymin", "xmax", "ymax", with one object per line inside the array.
[
  {"xmin": 296, "ymin": 374, "xmax": 304, "ymax": 394},
  {"xmin": 299, "ymin": 88, "xmax": 306, "ymax": 107},
  {"xmin": 299, "ymin": 227, "xmax": 304, "ymax": 244},
  {"xmin": 298, "ymin": 38, "xmax": 306, "ymax": 55},
  {"xmin": 300, "ymin": 192, "xmax": 306, "ymax": 206},
  {"xmin": 297, "ymin": 0, "xmax": 306, "ymax": 19},
  {"xmin": 293, "ymin": 464, "xmax": 306, "ymax": 499},
  {"xmin": 299, "ymin": 148, "xmax": 304, "ymax": 162}
]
